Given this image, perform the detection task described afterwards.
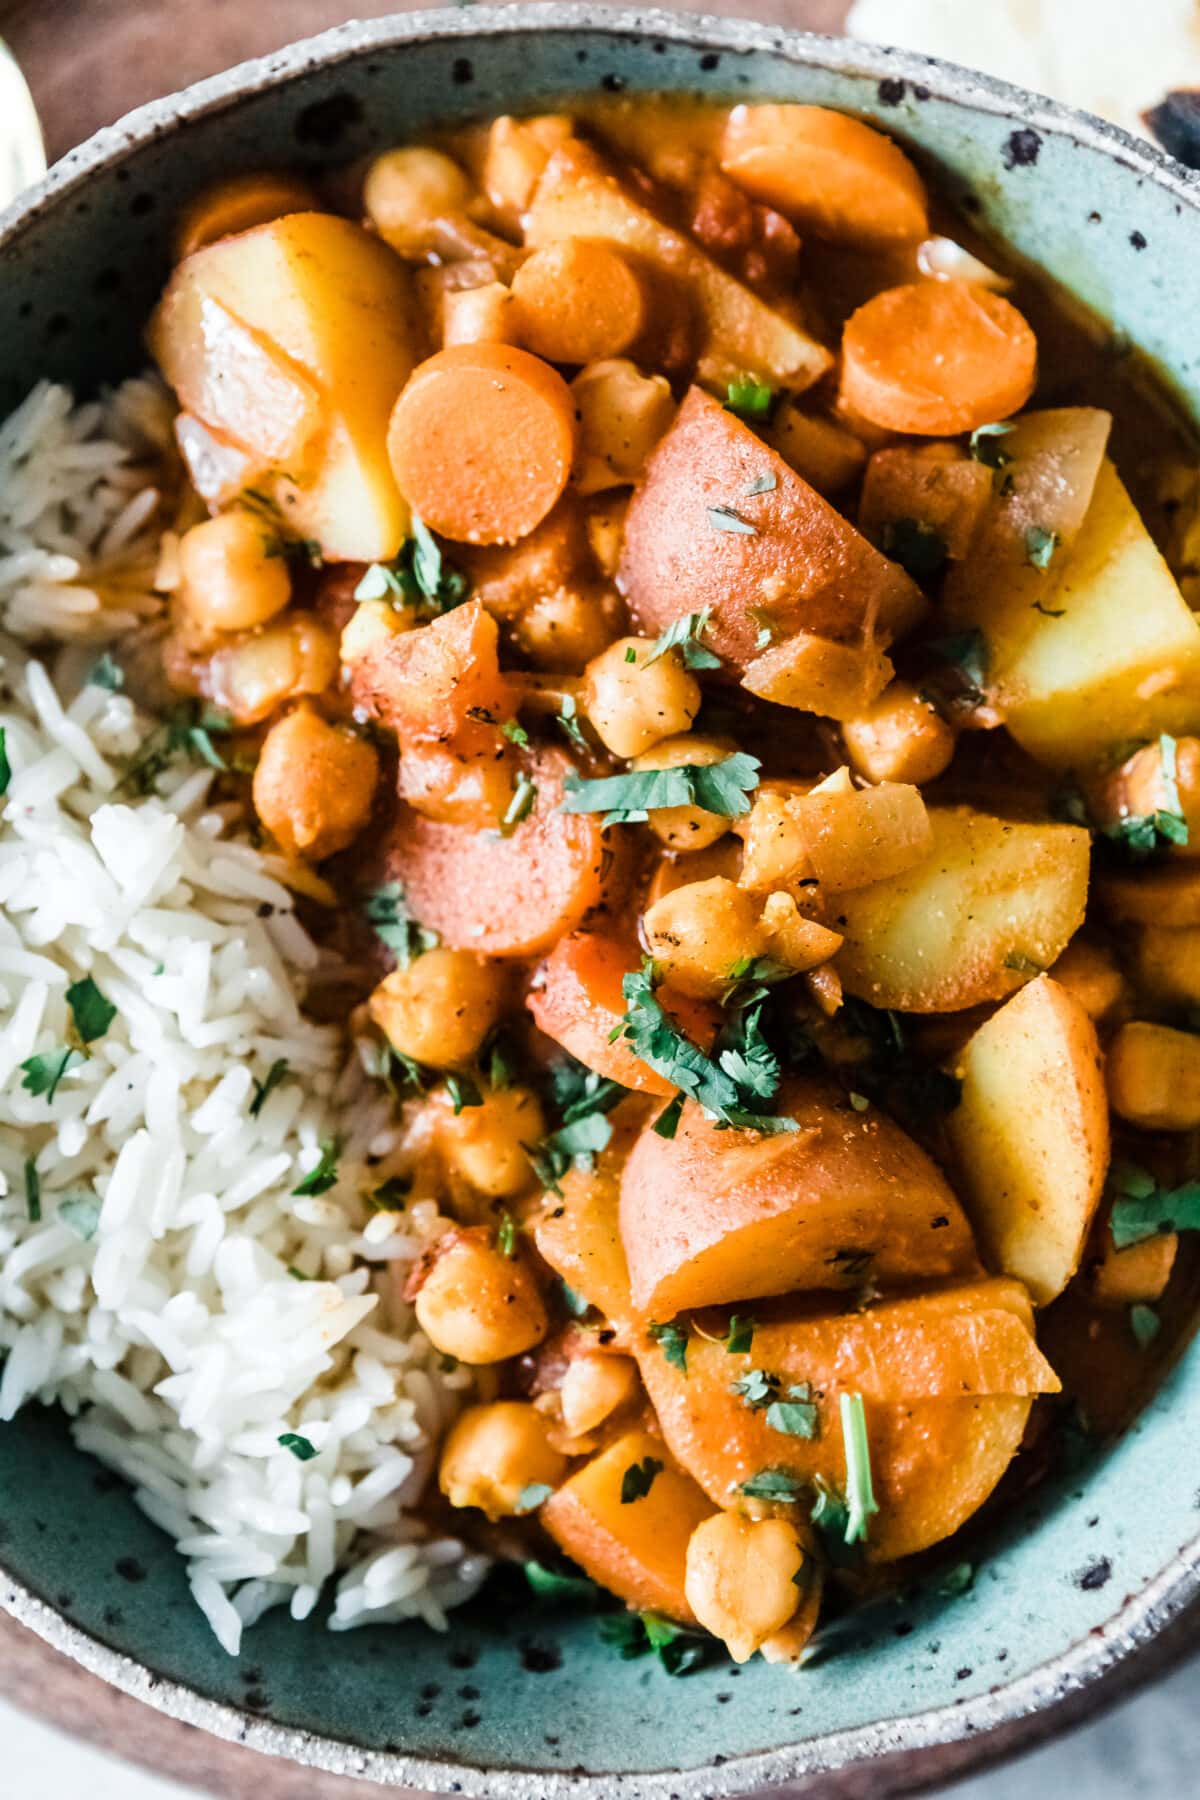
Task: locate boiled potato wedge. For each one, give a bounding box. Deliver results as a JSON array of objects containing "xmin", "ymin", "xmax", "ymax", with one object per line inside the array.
[
  {"xmin": 152, "ymin": 213, "xmax": 418, "ymax": 560},
  {"xmin": 946, "ymin": 976, "xmax": 1109, "ymax": 1305},
  {"xmin": 619, "ymin": 1077, "xmax": 977, "ymax": 1319},
  {"xmin": 533, "ymin": 1162, "xmax": 635, "ymax": 1329},
  {"xmin": 541, "ymin": 1427, "xmax": 716, "ymax": 1621},
  {"xmin": 619, "ymin": 386, "xmax": 924, "ymax": 670},
  {"xmin": 1003, "ymin": 460, "xmax": 1200, "ymax": 768},
  {"xmin": 636, "ymin": 1280, "xmax": 1058, "ymax": 1561},
  {"xmin": 525, "ymin": 140, "xmax": 831, "ymax": 391},
  {"xmin": 834, "ymin": 806, "xmax": 1091, "ymax": 1012}
]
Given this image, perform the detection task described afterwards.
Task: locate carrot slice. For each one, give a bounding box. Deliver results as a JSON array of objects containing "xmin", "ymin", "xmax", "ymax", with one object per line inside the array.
[
  {"xmin": 387, "ymin": 343, "xmax": 577, "ymax": 545},
  {"xmin": 510, "ymin": 241, "xmax": 646, "ymax": 365},
  {"xmin": 173, "ymin": 172, "xmax": 320, "ymax": 261},
  {"xmin": 348, "ymin": 598, "xmax": 515, "ymax": 745},
  {"xmin": 528, "ymin": 932, "xmax": 717, "ymax": 1095},
  {"xmin": 840, "ymin": 281, "xmax": 1038, "ymax": 436},
  {"xmin": 721, "ymin": 104, "xmax": 928, "ymax": 245},
  {"xmin": 383, "ymin": 748, "xmax": 621, "ymax": 957}
]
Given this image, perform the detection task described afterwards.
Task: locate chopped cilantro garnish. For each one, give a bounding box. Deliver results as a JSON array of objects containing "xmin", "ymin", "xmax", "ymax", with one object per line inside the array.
[
  {"xmin": 524, "ymin": 1560, "xmax": 598, "ymax": 1604},
  {"xmin": 87, "ymin": 652, "xmax": 125, "ymax": 691},
  {"xmin": 928, "ymin": 629, "xmax": 990, "ymax": 704},
  {"xmin": 66, "ymin": 976, "xmax": 116, "ymax": 1045},
  {"xmin": 652, "ymin": 1092, "xmax": 685, "ymax": 1139},
  {"xmin": 643, "ymin": 609, "xmax": 722, "ymax": 672},
  {"xmin": 292, "ymin": 1137, "xmax": 340, "ymax": 1198},
  {"xmin": 496, "ymin": 1211, "xmax": 517, "ymax": 1257},
  {"xmin": 620, "ymin": 1457, "xmax": 663, "ymax": 1504},
  {"xmin": 355, "ymin": 513, "xmax": 468, "ymax": 615},
  {"xmin": 730, "ymin": 1368, "xmax": 776, "ymax": 1408},
  {"xmin": 19, "ymin": 1047, "xmax": 82, "ymax": 1102},
  {"xmin": 556, "ymin": 692, "xmax": 589, "ymax": 753},
  {"xmin": 1025, "ymin": 524, "xmax": 1060, "ymax": 569},
  {"xmin": 739, "ymin": 1467, "xmax": 804, "ymax": 1503},
  {"xmin": 1102, "ymin": 734, "xmax": 1192, "ymax": 858},
  {"xmin": 1130, "ymin": 1303, "xmax": 1160, "ymax": 1349},
  {"xmin": 600, "ymin": 1610, "xmax": 708, "ymax": 1675},
  {"xmin": 526, "ymin": 1064, "xmax": 626, "ymax": 1193},
  {"xmin": 968, "ymin": 421, "xmax": 1015, "ymax": 469},
  {"xmin": 23, "ymin": 1158, "xmax": 40, "ymax": 1222},
  {"xmin": 558, "ymin": 1279, "xmax": 590, "ymax": 1320},
  {"xmin": 1003, "ymin": 952, "xmax": 1044, "ymax": 975},
  {"xmin": 767, "ymin": 1387, "xmax": 819, "ymax": 1440},
  {"xmin": 725, "ymin": 1315, "xmax": 755, "ymax": 1355},
  {"xmin": 445, "ymin": 1072, "xmax": 483, "ymax": 1115},
  {"xmin": 516, "ymin": 1482, "xmax": 554, "ymax": 1513},
  {"xmin": 743, "ymin": 470, "xmax": 777, "ymax": 497},
  {"xmin": 362, "ymin": 882, "xmax": 440, "ymax": 968},
  {"xmin": 615, "ymin": 959, "xmax": 797, "ymax": 1135},
  {"xmin": 367, "ymin": 1176, "xmax": 411, "ymax": 1213},
  {"xmin": 1109, "ymin": 1162, "xmax": 1200, "ymax": 1248},
  {"xmin": 249, "ymin": 1058, "xmax": 290, "ymax": 1118},
  {"xmin": 840, "ymin": 1392, "xmax": 879, "ymax": 1544},
  {"xmin": 726, "ymin": 377, "xmax": 775, "ymax": 418},
  {"xmin": 706, "ymin": 504, "xmax": 757, "ymax": 534},
  {"xmin": 483, "ymin": 1028, "xmax": 520, "ymax": 1092},
  {"xmin": 501, "ymin": 718, "xmax": 530, "ymax": 748},
  {"xmin": 59, "ymin": 1194, "xmax": 101, "ymax": 1241},
  {"xmin": 881, "ymin": 516, "xmax": 948, "ymax": 579},
  {"xmin": 500, "ymin": 769, "xmax": 538, "ymax": 835},
  {"xmin": 119, "ymin": 701, "xmax": 235, "ymax": 795},
  {"xmin": 648, "ymin": 1320, "xmax": 689, "ymax": 1373},
  {"xmin": 624, "ymin": 646, "xmax": 638, "ymax": 663},
  {"xmin": 560, "ymin": 753, "xmax": 760, "ymax": 827},
  {"xmin": 278, "ymin": 1433, "xmax": 318, "ymax": 1462}
]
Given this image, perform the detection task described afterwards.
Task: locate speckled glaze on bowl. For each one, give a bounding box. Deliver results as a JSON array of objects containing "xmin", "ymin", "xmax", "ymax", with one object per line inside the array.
[{"xmin": 3, "ymin": 10, "xmax": 1200, "ymax": 1797}]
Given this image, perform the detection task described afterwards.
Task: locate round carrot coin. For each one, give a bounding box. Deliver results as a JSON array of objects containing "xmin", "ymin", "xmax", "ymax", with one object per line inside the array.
[
  {"xmin": 721, "ymin": 104, "xmax": 928, "ymax": 245},
  {"xmin": 387, "ymin": 342, "xmax": 577, "ymax": 544},
  {"xmin": 840, "ymin": 280, "xmax": 1038, "ymax": 436}
]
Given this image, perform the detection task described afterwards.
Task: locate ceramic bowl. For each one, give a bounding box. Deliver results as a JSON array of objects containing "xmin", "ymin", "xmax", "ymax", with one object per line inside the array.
[{"xmin": 3, "ymin": 10, "xmax": 1200, "ymax": 1796}]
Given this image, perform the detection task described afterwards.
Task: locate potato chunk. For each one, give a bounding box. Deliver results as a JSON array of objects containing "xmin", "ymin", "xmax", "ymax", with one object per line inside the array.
[
  {"xmin": 541, "ymin": 1429, "xmax": 716, "ymax": 1621},
  {"xmin": 636, "ymin": 1280, "xmax": 1058, "ymax": 1561},
  {"xmin": 619, "ymin": 1077, "xmax": 976, "ymax": 1318},
  {"xmin": 946, "ymin": 976, "xmax": 1109, "ymax": 1305},
  {"xmin": 619, "ymin": 387, "xmax": 923, "ymax": 671},
  {"xmin": 533, "ymin": 1164, "xmax": 635, "ymax": 1329},
  {"xmin": 835, "ymin": 807, "xmax": 1091, "ymax": 1012}
]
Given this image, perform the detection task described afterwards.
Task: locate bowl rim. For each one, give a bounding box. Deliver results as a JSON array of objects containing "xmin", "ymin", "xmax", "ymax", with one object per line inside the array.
[{"xmin": 3, "ymin": 7, "xmax": 1200, "ymax": 1795}]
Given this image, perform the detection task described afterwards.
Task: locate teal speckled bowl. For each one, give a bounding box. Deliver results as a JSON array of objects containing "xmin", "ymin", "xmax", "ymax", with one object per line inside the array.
[{"xmin": 3, "ymin": 11, "xmax": 1200, "ymax": 1795}]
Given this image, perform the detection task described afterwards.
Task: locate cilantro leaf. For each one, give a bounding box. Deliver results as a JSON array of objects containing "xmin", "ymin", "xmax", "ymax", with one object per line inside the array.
[
  {"xmin": 725, "ymin": 1315, "xmax": 755, "ymax": 1355},
  {"xmin": 730, "ymin": 1368, "xmax": 777, "ymax": 1408},
  {"xmin": 968, "ymin": 421, "xmax": 1015, "ymax": 469},
  {"xmin": 620, "ymin": 1457, "xmax": 663, "ymax": 1504},
  {"xmin": 526, "ymin": 1064, "xmax": 627, "ymax": 1193},
  {"xmin": 292, "ymin": 1137, "xmax": 340, "ymax": 1197},
  {"xmin": 1104, "ymin": 735, "xmax": 1190, "ymax": 859},
  {"xmin": 648, "ymin": 1320, "xmax": 689, "ymax": 1373},
  {"xmin": 249, "ymin": 1058, "xmax": 290, "ymax": 1118},
  {"xmin": 600, "ymin": 1611, "xmax": 709, "ymax": 1676},
  {"xmin": 59, "ymin": 1194, "xmax": 101, "ymax": 1241},
  {"xmin": 496, "ymin": 1211, "xmax": 517, "ymax": 1257},
  {"xmin": 766, "ymin": 1384, "xmax": 820, "ymax": 1439},
  {"xmin": 500, "ymin": 770, "xmax": 538, "ymax": 835},
  {"xmin": 881, "ymin": 517, "xmax": 947, "ymax": 579},
  {"xmin": 706, "ymin": 504, "xmax": 757, "ymax": 534},
  {"xmin": 19, "ymin": 1047, "xmax": 82, "ymax": 1102},
  {"xmin": 362, "ymin": 883, "xmax": 440, "ymax": 968},
  {"xmin": 928, "ymin": 629, "xmax": 990, "ymax": 703},
  {"xmin": 524, "ymin": 1560, "xmax": 599, "ymax": 1604},
  {"xmin": 367, "ymin": 1177, "xmax": 411, "ymax": 1213},
  {"xmin": 643, "ymin": 609, "xmax": 722, "ymax": 672},
  {"xmin": 445, "ymin": 1072, "xmax": 483, "ymax": 1115},
  {"xmin": 557, "ymin": 1279, "xmax": 590, "ymax": 1320},
  {"xmin": 355, "ymin": 514, "xmax": 469, "ymax": 616},
  {"xmin": 119, "ymin": 701, "xmax": 235, "ymax": 795},
  {"xmin": 840, "ymin": 1392, "xmax": 879, "ymax": 1543},
  {"xmin": 1109, "ymin": 1162, "xmax": 1200, "ymax": 1248},
  {"xmin": 278, "ymin": 1433, "xmax": 318, "ymax": 1462},
  {"xmin": 87, "ymin": 652, "xmax": 125, "ymax": 691},
  {"xmin": 556, "ymin": 692, "xmax": 589, "ymax": 753},
  {"xmin": 560, "ymin": 753, "xmax": 760, "ymax": 827},
  {"xmin": 500, "ymin": 718, "xmax": 530, "ymax": 748},
  {"xmin": 726, "ymin": 377, "xmax": 774, "ymax": 419},
  {"xmin": 1025, "ymin": 524, "xmax": 1060, "ymax": 569},
  {"xmin": 739, "ymin": 1468, "xmax": 804, "ymax": 1503},
  {"xmin": 743, "ymin": 471, "xmax": 777, "ymax": 497},
  {"xmin": 66, "ymin": 976, "xmax": 116, "ymax": 1046},
  {"xmin": 23, "ymin": 1159, "xmax": 40, "ymax": 1222}
]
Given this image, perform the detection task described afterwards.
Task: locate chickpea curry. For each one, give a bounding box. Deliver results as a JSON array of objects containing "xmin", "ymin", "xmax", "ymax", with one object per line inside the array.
[{"xmin": 145, "ymin": 95, "xmax": 1200, "ymax": 1667}]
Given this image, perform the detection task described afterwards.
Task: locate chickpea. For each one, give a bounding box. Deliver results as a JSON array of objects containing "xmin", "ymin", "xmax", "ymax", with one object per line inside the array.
[
  {"xmin": 632, "ymin": 734, "xmax": 737, "ymax": 852},
  {"xmin": 583, "ymin": 636, "xmax": 700, "ymax": 760},
  {"xmin": 252, "ymin": 704, "xmax": 379, "ymax": 861},
  {"xmin": 209, "ymin": 614, "xmax": 339, "ymax": 726},
  {"xmin": 368, "ymin": 948, "xmax": 506, "ymax": 1068},
  {"xmin": 1107, "ymin": 1021, "xmax": 1200, "ymax": 1129},
  {"xmin": 511, "ymin": 242, "xmax": 645, "ymax": 365},
  {"xmin": 642, "ymin": 876, "xmax": 768, "ymax": 999},
  {"xmin": 760, "ymin": 891, "xmax": 843, "ymax": 972},
  {"xmin": 363, "ymin": 146, "xmax": 474, "ymax": 254},
  {"xmin": 415, "ymin": 1228, "xmax": 549, "ymax": 1364},
  {"xmin": 515, "ymin": 583, "xmax": 623, "ymax": 671},
  {"xmin": 178, "ymin": 509, "xmax": 292, "ymax": 637},
  {"xmin": 1049, "ymin": 936, "xmax": 1126, "ymax": 1022},
  {"xmin": 439, "ymin": 1084, "xmax": 546, "ymax": 1197},
  {"xmin": 585, "ymin": 496, "xmax": 629, "ymax": 578},
  {"xmin": 841, "ymin": 681, "xmax": 957, "ymax": 786},
  {"xmin": 570, "ymin": 359, "xmax": 677, "ymax": 495},
  {"xmin": 443, "ymin": 281, "xmax": 519, "ymax": 348},
  {"xmin": 438, "ymin": 1400, "xmax": 566, "ymax": 1519},
  {"xmin": 559, "ymin": 1353, "xmax": 638, "ymax": 1438},
  {"xmin": 340, "ymin": 599, "xmax": 414, "ymax": 666},
  {"xmin": 482, "ymin": 113, "xmax": 575, "ymax": 221},
  {"xmin": 684, "ymin": 1513, "xmax": 807, "ymax": 1664}
]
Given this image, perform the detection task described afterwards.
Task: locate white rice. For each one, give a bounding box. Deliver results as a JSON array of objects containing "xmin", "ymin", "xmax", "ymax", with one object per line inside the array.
[{"xmin": 0, "ymin": 381, "xmax": 488, "ymax": 1654}]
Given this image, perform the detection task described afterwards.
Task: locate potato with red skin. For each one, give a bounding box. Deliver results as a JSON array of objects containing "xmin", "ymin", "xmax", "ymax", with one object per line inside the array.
[
  {"xmin": 637, "ymin": 1280, "xmax": 1059, "ymax": 1561},
  {"xmin": 381, "ymin": 747, "xmax": 621, "ymax": 958},
  {"xmin": 528, "ymin": 931, "xmax": 718, "ymax": 1096},
  {"xmin": 619, "ymin": 1076, "xmax": 978, "ymax": 1319},
  {"xmin": 348, "ymin": 598, "xmax": 514, "ymax": 745},
  {"xmin": 619, "ymin": 387, "xmax": 924, "ymax": 671}
]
